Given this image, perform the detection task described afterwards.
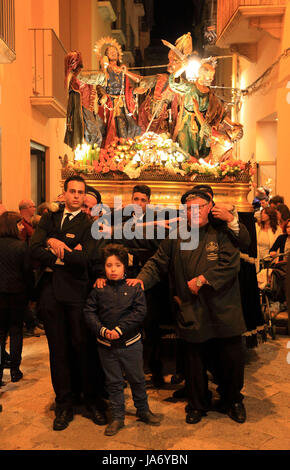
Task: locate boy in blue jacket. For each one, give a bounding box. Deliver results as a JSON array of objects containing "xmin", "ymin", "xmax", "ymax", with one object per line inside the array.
[{"xmin": 84, "ymin": 244, "xmax": 161, "ymax": 436}]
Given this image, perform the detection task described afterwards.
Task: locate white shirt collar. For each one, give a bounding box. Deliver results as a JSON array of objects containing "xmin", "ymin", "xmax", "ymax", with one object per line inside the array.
[
  {"xmin": 63, "ymin": 208, "xmax": 82, "ymax": 218},
  {"xmin": 133, "ymin": 211, "xmax": 145, "ymax": 222}
]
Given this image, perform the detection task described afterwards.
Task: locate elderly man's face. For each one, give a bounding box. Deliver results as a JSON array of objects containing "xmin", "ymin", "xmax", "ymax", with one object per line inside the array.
[
  {"xmin": 186, "ymin": 197, "xmax": 211, "ymax": 227},
  {"xmin": 27, "ymin": 200, "xmax": 36, "ymax": 217},
  {"xmin": 82, "ymin": 194, "xmax": 98, "ymax": 217}
]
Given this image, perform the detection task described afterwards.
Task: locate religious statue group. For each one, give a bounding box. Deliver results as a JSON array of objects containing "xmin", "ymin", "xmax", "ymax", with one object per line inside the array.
[{"xmin": 64, "ymin": 33, "xmax": 243, "ymax": 163}]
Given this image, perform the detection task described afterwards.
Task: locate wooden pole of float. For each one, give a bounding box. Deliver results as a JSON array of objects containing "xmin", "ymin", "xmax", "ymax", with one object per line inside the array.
[
  {"xmin": 231, "ymin": 52, "xmax": 239, "ymax": 158},
  {"xmin": 232, "ymin": 52, "xmax": 238, "ymax": 123}
]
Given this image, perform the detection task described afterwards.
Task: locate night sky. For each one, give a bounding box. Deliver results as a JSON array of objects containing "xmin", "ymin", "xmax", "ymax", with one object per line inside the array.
[{"xmin": 151, "ymin": 0, "xmax": 204, "ymax": 47}]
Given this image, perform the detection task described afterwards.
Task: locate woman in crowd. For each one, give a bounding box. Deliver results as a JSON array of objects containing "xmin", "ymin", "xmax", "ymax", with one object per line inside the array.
[
  {"xmin": 0, "ymin": 212, "xmax": 34, "ymax": 385},
  {"xmin": 276, "ymin": 204, "xmax": 290, "ymax": 232},
  {"xmin": 270, "ymin": 218, "xmax": 290, "ymax": 261},
  {"xmin": 256, "ymin": 207, "xmax": 282, "ymax": 270}
]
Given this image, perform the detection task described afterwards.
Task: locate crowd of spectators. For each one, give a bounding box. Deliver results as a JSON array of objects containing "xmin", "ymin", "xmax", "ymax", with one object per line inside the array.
[{"xmin": 0, "ymin": 181, "xmax": 289, "ymax": 432}]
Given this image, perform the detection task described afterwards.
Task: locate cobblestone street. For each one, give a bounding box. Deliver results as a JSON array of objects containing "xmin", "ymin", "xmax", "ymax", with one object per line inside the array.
[{"xmin": 0, "ymin": 334, "xmax": 290, "ymax": 451}]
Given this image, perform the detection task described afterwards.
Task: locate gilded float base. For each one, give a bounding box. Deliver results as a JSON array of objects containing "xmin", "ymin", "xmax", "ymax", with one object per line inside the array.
[{"xmin": 81, "ymin": 179, "xmax": 253, "ymax": 212}]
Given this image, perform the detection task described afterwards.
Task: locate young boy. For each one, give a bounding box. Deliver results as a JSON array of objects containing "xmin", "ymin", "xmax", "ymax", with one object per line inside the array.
[{"xmin": 84, "ymin": 243, "xmax": 161, "ymax": 436}]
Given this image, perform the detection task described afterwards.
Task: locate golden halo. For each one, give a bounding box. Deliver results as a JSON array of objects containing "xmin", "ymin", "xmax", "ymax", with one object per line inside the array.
[{"xmin": 93, "ymin": 36, "xmax": 123, "ymax": 63}]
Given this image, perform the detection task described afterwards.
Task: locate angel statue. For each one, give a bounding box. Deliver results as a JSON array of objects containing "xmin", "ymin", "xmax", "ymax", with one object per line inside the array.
[
  {"xmin": 168, "ymin": 52, "xmax": 244, "ymax": 162},
  {"xmin": 64, "ymin": 50, "xmax": 105, "ymax": 150},
  {"xmin": 134, "ymin": 33, "xmax": 193, "ymax": 136},
  {"xmin": 79, "ymin": 37, "xmax": 142, "ymax": 148}
]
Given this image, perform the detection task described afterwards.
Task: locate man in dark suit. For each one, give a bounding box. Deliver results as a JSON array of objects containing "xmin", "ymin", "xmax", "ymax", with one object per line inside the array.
[
  {"xmin": 123, "ymin": 185, "xmax": 173, "ymax": 388},
  {"xmin": 30, "ymin": 175, "xmax": 106, "ymax": 431},
  {"xmin": 134, "ymin": 189, "xmax": 247, "ymax": 425}
]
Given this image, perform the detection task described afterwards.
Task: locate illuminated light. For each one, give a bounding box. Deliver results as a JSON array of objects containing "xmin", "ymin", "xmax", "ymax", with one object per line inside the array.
[
  {"xmin": 185, "ymin": 58, "xmax": 201, "ymax": 81},
  {"xmin": 240, "ymin": 73, "xmax": 246, "ymax": 91},
  {"xmin": 199, "ymin": 158, "xmax": 219, "ymax": 169},
  {"xmin": 74, "ymin": 143, "xmax": 91, "ymax": 161},
  {"xmin": 223, "ymin": 140, "xmax": 233, "ymax": 152}
]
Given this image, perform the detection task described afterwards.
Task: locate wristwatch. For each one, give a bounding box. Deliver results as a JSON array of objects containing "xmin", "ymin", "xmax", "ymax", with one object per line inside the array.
[{"xmin": 196, "ymin": 276, "xmax": 204, "ymax": 288}]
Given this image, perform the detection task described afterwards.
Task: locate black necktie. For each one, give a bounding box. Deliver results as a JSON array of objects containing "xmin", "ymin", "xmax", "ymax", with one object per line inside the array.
[{"xmin": 61, "ymin": 213, "xmax": 72, "ymax": 231}]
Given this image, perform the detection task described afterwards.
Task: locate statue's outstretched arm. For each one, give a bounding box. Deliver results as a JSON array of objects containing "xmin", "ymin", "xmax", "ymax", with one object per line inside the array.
[
  {"xmin": 79, "ymin": 71, "xmax": 107, "ymax": 87},
  {"xmin": 223, "ymin": 115, "xmax": 244, "ymax": 141},
  {"xmin": 134, "ymin": 75, "xmax": 157, "ymax": 95}
]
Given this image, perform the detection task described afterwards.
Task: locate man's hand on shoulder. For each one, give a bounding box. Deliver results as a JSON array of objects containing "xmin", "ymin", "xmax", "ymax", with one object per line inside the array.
[
  {"xmin": 94, "ymin": 278, "xmax": 107, "ymax": 288},
  {"xmin": 126, "ymin": 278, "xmax": 144, "ymax": 290}
]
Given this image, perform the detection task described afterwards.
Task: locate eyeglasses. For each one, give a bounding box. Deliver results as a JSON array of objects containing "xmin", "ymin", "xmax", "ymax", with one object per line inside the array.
[{"xmin": 187, "ymin": 202, "xmax": 209, "ymax": 211}]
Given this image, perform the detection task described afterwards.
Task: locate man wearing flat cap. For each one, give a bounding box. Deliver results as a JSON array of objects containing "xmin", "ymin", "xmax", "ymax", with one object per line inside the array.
[
  {"xmin": 129, "ymin": 189, "xmax": 247, "ymax": 425},
  {"xmin": 190, "ymin": 184, "xmax": 250, "ymax": 250},
  {"xmin": 82, "ymin": 186, "xmax": 102, "ymax": 220}
]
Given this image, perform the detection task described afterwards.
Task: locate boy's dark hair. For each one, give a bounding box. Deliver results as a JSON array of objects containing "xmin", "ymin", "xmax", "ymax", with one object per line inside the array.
[
  {"xmin": 270, "ymin": 195, "xmax": 284, "ymax": 206},
  {"xmin": 103, "ymin": 243, "xmax": 129, "ymax": 272},
  {"xmin": 0, "ymin": 211, "xmax": 22, "ymax": 239},
  {"xmin": 132, "ymin": 184, "xmax": 151, "ymax": 199},
  {"xmin": 64, "ymin": 175, "xmax": 86, "ymax": 192}
]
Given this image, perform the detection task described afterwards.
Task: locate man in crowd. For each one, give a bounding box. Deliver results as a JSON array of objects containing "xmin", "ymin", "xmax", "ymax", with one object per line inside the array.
[
  {"xmin": 131, "ymin": 189, "xmax": 247, "ymax": 424},
  {"xmin": 124, "ymin": 185, "xmax": 173, "ymax": 388},
  {"xmin": 172, "ymin": 184, "xmax": 251, "ymax": 396},
  {"xmin": 18, "ymin": 199, "xmax": 42, "ymax": 337},
  {"xmin": 30, "ymin": 175, "xmax": 107, "ymax": 431},
  {"xmin": 19, "ymin": 199, "xmax": 36, "ymax": 244},
  {"xmin": 187, "ymin": 184, "xmax": 250, "ymax": 249},
  {"xmin": 82, "ymin": 186, "xmax": 102, "ymax": 219}
]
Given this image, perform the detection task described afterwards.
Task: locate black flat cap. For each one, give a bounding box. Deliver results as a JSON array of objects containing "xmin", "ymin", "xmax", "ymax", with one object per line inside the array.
[
  {"xmin": 181, "ymin": 189, "xmax": 211, "ymax": 205},
  {"xmin": 192, "ymin": 184, "xmax": 214, "ymax": 198},
  {"xmin": 86, "ymin": 185, "xmax": 102, "ymax": 204}
]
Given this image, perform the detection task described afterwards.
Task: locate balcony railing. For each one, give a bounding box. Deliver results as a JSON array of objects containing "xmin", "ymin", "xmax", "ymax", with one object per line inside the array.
[
  {"xmin": 29, "ymin": 28, "xmax": 67, "ymax": 118},
  {"xmin": 217, "ymin": 0, "xmax": 287, "ymax": 37},
  {"xmin": 0, "ymin": 0, "xmax": 15, "ymax": 63}
]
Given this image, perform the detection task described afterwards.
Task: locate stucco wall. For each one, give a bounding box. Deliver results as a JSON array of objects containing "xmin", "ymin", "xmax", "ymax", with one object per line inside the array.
[
  {"xmin": 0, "ymin": 0, "xmax": 113, "ymax": 210},
  {"xmin": 237, "ymin": 3, "xmax": 290, "ymax": 204}
]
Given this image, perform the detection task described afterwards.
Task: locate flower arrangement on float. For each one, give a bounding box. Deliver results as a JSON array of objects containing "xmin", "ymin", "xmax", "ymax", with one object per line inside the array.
[
  {"xmin": 65, "ymin": 132, "xmax": 255, "ymax": 182},
  {"xmin": 182, "ymin": 158, "xmax": 255, "ymax": 181}
]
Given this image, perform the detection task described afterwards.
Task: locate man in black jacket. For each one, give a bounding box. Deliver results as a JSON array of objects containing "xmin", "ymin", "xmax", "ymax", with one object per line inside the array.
[
  {"xmin": 123, "ymin": 185, "xmax": 173, "ymax": 388},
  {"xmin": 30, "ymin": 175, "xmax": 106, "ymax": 431},
  {"xmin": 131, "ymin": 189, "xmax": 247, "ymax": 425}
]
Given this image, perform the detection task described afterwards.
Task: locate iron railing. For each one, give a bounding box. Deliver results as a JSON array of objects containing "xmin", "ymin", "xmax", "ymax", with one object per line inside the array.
[
  {"xmin": 29, "ymin": 28, "xmax": 67, "ymax": 109},
  {"xmin": 0, "ymin": 0, "xmax": 15, "ymax": 53}
]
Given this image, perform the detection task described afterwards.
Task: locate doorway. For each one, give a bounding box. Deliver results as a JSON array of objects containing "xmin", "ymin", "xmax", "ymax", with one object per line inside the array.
[{"xmin": 30, "ymin": 141, "xmax": 46, "ymax": 206}]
